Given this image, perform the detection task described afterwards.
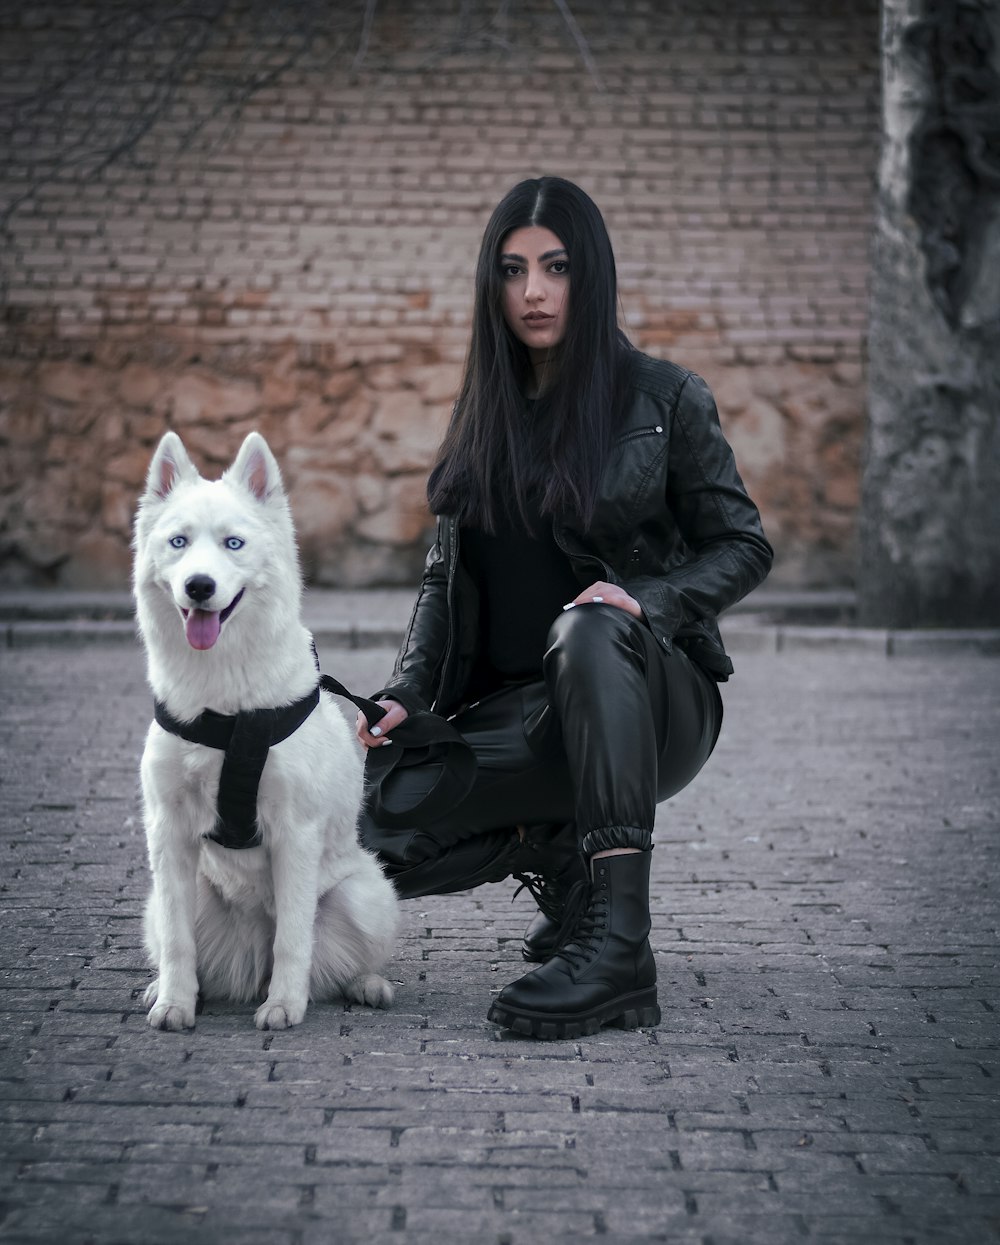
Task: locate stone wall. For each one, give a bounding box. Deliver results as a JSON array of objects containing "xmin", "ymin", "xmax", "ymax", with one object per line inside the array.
[{"xmin": 0, "ymin": 0, "xmax": 880, "ymax": 589}]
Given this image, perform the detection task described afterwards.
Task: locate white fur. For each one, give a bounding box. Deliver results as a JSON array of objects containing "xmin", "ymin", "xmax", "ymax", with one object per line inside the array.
[{"xmin": 134, "ymin": 430, "xmax": 399, "ymax": 1032}]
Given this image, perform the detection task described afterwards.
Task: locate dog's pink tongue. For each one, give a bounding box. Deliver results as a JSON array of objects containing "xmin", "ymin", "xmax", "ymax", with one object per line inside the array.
[{"xmin": 185, "ymin": 609, "xmax": 221, "ymax": 651}]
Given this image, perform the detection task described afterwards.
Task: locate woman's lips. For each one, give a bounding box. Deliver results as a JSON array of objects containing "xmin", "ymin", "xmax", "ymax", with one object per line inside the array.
[{"xmin": 523, "ymin": 314, "xmax": 554, "ymax": 324}]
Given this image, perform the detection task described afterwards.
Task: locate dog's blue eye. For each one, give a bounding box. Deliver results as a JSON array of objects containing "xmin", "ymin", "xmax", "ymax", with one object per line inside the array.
[
  {"xmin": 226, "ymin": 537, "xmax": 245, "ymax": 551},
  {"xmin": 169, "ymin": 535, "xmax": 187, "ymax": 549}
]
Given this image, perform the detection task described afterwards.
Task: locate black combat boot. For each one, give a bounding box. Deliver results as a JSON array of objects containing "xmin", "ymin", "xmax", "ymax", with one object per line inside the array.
[
  {"xmin": 487, "ymin": 849, "xmax": 660, "ymax": 1039},
  {"xmin": 512, "ymin": 823, "xmax": 588, "ymax": 962}
]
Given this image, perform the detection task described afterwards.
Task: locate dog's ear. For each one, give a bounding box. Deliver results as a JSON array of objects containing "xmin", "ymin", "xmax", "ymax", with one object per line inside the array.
[
  {"xmin": 145, "ymin": 431, "xmax": 198, "ymax": 500},
  {"xmin": 228, "ymin": 432, "xmax": 283, "ymax": 502}
]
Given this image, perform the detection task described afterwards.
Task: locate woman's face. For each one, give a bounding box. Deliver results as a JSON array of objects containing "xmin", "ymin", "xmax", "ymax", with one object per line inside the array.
[{"xmin": 499, "ymin": 225, "xmax": 570, "ymax": 360}]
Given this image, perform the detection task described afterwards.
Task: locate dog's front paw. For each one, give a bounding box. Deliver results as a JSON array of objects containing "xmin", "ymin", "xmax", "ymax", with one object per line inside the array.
[
  {"xmin": 255, "ymin": 997, "xmax": 307, "ymax": 1030},
  {"xmin": 345, "ymin": 973, "xmax": 394, "ymax": 1009},
  {"xmin": 147, "ymin": 999, "xmax": 196, "ymax": 1031}
]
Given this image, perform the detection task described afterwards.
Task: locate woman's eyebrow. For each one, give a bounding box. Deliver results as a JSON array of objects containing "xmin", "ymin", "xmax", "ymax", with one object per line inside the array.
[{"xmin": 500, "ymin": 248, "xmax": 568, "ymax": 263}]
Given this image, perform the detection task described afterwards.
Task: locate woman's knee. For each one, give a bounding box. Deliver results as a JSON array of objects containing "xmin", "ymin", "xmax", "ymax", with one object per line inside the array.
[{"xmin": 544, "ymin": 602, "xmax": 642, "ymax": 672}]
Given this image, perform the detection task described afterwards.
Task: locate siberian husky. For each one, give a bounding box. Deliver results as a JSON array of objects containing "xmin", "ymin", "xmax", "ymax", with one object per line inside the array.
[{"xmin": 134, "ymin": 430, "xmax": 399, "ymax": 1031}]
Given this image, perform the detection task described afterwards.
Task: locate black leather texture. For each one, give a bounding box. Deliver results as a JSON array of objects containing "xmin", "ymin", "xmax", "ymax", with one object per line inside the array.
[{"xmin": 375, "ymin": 351, "xmax": 773, "ymax": 718}]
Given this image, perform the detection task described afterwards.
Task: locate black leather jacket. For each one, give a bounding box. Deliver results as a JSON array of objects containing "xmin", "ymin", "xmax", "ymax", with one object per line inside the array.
[{"xmin": 377, "ymin": 352, "xmax": 773, "ymax": 716}]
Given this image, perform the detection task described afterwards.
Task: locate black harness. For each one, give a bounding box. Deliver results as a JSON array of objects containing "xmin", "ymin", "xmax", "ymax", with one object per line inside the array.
[
  {"xmin": 153, "ymin": 662, "xmax": 476, "ymax": 850},
  {"xmin": 154, "ymin": 687, "xmax": 323, "ymax": 849}
]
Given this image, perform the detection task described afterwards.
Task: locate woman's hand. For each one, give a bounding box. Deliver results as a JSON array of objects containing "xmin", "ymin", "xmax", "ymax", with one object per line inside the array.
[
  {"xmin": 356, "ymin": 697, "xmax": 410, "ymax": 749},
  {"xmin": 563, "ymin": 581, "xmax": 643, "ymax": 620}
]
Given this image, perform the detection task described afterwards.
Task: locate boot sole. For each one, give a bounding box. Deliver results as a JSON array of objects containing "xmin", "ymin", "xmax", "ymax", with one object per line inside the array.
[{"xmin": 487, "ymin": 988, "xmax": 660, "ymax": 1040}]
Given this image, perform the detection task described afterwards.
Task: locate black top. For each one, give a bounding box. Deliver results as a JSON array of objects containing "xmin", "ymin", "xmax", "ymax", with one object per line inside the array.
[{"xmin": 461, "ymin": 487, "xmax": 581, "ymax": 695}]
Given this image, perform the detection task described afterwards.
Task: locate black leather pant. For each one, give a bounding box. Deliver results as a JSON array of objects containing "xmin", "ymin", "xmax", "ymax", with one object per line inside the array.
[{"xmin": 359, "ymin": 603, "xmax": 723, "ymax": 899}]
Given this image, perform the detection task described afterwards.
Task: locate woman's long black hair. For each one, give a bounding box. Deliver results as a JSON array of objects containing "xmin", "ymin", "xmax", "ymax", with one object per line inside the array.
[{"xmin": 427, "ymin": 176, "xmax": 633, "ymax": 532}]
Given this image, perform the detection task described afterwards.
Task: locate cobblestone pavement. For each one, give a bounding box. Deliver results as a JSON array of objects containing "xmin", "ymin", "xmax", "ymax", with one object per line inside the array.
[{"xmin": 1, "ymin": 641, "xmax": 998, "ymax": 1245}]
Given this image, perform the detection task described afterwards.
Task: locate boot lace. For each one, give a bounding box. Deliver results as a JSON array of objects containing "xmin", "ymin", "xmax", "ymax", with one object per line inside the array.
[
  {"xmin": 511, "ymin": 871, "xmax": 564, "ymax": 922},
  {"xmin": 549, "ymin": 878, "xmax": 610, "ymax": 970}
]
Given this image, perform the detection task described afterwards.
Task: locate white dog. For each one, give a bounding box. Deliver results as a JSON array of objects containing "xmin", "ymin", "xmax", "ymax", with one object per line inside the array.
[{"xmin": 134, "ymin": 430, "xmax": 399, "ymax": 1031}]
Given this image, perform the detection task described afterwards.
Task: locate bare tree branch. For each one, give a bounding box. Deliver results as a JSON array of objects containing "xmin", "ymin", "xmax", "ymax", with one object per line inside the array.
[
  {"xmin": 352, "ymin": 0, "xmax": 378, "ymax": 70},
  {"xmin": 551, "ymin": 0, "xmax": 603, "ymax": 88},
  {"xmin": 0, "ymin": 0, "xmax": 608, "ymax": 233}
]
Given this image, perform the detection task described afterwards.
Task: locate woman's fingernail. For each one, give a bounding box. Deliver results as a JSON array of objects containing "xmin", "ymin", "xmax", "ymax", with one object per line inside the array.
[
  {"xmin": 562, "ymin": 602, "xmax": 576, "ymax": 611},
  {"xmin": 381, "ymin": 739, "xmax": 393, "ymax": 746},
  {"xmin": 591, "ymin": 595, "xmax": 604, "ymax": 602},
  {"xmin": 370, "ymin": 725, "xmax": 382, "ymax": 737}
]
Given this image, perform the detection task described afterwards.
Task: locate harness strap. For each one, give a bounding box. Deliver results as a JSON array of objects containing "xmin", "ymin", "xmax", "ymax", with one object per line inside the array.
[
  {"xmin": 154, "ymin": 687, "xmax": 321, "ymax": 849},
  {"xmin": 153, "ymin": 668, "xmax": 477, "ymax": 849}
]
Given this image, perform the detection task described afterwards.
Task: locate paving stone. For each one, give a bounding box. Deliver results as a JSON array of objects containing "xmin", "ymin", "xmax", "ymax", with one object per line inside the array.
[{"xmin": 1, "ymin": 643, "xmax": 999, "ymax": 1243}]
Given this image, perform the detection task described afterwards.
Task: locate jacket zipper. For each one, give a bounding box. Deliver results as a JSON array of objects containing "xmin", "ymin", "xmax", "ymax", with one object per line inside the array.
[
  {"xmin": 614, "ymin": 423, "xmax": 665, "ymax": 445},
  {"xmin": 435, "ymin": 517, "xmax": 459, "ymax": 710}
]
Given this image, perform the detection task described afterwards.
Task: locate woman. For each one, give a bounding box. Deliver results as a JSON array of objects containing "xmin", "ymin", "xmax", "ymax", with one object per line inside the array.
[{"xmin": 356, "ymin": 176, "xmax": 772, "ymax": 1039}]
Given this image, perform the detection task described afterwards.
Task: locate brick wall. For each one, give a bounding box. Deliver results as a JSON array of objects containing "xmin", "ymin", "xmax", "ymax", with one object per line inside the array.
[{"xmin": 0, "ymin": 0, "xmax": 880, "ymax": 588}]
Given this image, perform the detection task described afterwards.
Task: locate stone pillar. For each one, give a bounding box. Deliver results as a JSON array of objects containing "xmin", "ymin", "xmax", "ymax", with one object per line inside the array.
[{"xmin": 858, "ymin": 0, "xmax": 1000, "ymax": 626}]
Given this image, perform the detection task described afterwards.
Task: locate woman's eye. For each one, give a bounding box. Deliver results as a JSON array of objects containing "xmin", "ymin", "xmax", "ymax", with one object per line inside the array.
[
  {"xmin": 549, "ymin": 261, "xmax": 568, "ymax": 274},
  {"xmin": 501, "ymin": 264, "xmax": 522, "ymax": 279},
  {"xmin": 169, "ymin": 535, "xmax": 187, "ymax": 549},
  {"xmin": 225, "ymin": 536, "xmax": 245, "ymax": 551}
]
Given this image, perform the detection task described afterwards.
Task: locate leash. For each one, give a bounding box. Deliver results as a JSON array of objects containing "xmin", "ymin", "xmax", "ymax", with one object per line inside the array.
[{"xmin": 317, "ymin": 673, "xmax": 477, "ymax": 831}]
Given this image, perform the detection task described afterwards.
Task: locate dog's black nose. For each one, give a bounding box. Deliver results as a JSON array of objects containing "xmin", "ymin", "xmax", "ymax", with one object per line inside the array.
[{"xmin": 184, "ymin": 574, "xmax": 216, "ymax": 604}]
